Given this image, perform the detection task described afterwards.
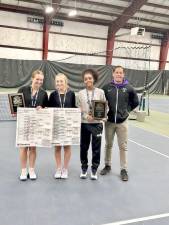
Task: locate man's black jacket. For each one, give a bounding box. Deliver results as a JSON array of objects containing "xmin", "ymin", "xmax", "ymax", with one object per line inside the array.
[{"xmin": 103, "ymin": 81, "xmax": 139, "ymax": 123}]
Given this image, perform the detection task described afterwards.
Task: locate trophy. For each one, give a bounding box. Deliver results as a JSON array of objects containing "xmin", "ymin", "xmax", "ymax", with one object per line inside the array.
[
  {"xmin": 91, "ymin": 100, "xmax": 107, "ymax": 120},
  {"xmin": 8, "ymin": 93, "xmax": 25, "ymax": 114}
]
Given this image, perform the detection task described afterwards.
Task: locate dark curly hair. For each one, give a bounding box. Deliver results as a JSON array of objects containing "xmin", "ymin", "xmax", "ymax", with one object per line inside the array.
[{"xmin": 81, "ymin": 68, "xmax": 99, "ymax": 83}]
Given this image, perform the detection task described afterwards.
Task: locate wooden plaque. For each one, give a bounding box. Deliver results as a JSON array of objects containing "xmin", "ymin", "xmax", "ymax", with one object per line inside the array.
[
  {"xmin": 91, "ymin": 100, "xmax": 107, "ymax": 120},
  {"xmin": 8, "ymin": 93, "xmax": 25, "ymax": 114}
]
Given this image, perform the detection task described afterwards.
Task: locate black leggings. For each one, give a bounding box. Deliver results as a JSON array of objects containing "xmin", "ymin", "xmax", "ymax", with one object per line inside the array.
[{"xmin": 80, "ymin": 123, "xmax": 103, "ymax": 172}]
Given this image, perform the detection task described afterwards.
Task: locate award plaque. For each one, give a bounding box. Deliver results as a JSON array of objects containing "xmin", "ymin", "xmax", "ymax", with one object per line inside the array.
[
  {"xmin": 8, "ymin": 93, "xmax": 25, "ymax": 114},
  {"xmin": 91, "ymin": 100, "xmax": 107, "ymax": 120}
]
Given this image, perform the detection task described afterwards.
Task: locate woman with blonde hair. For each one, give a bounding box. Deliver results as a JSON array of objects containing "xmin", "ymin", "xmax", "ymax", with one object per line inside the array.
[
  {"xmin": 49, "ymin": 73, "xmax": 76, "ymax": 179},
  {"xmin": 18, "ymin": 70, "xmax": 48, "ymax": 181}
]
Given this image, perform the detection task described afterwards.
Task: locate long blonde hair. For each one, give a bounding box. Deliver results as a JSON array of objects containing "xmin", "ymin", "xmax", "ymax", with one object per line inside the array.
[{"xmin": 55, "ymin": 73, "xmax": 68, "ymax": 91}]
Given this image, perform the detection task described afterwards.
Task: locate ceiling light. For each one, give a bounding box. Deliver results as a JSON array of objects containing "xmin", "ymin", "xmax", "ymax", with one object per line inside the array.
[
  {"xmin": 45, "ymin": 5, "xmax": 54, "ymax": 14},
  {"xmin": 68, "ymin": 0, "xmax": 77, "ymax": 17},
  {"xmin": 68, "ymin": 9, "xmax": 77, "ymax": 17}
]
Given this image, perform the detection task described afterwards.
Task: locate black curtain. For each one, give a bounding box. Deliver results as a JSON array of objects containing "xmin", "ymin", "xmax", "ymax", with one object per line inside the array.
[{"xmin": 0, "ymin": 58, "xmax": 169, "ymax": 94}]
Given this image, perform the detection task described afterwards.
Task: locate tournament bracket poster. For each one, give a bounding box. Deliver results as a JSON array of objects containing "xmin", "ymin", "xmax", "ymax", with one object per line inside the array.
[{"xmin": 16, "ymin": 108, "xmax": 81, "ymax": 147}]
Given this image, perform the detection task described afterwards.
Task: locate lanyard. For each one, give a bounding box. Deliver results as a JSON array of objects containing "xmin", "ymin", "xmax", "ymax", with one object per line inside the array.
[
  {"xmin": 58, "ymin": 90, "xmax": 67, "ymax": 108},
  {"xmin": 86, "ymin": 88, "xmax": 95, "ymax": 112},
  {"xmin": 31, "ymin": 88, "xmax": 39, "ymax": 107}
]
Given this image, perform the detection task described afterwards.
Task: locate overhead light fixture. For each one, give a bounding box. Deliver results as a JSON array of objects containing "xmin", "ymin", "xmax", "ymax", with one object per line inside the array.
[
  {"xmin": 45, "ymin": 5, "xmax": 54, "ymax": 14},
  {"xmin": 68, "ymin": 0, "xmax": 77, "ymax": 17},
  {"xmin": 68, "ymin": 9, "xmax": 77, "ymax": 17}
]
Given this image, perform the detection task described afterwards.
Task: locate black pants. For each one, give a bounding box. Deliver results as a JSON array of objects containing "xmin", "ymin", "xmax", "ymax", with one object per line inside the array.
[{"xmin": 80, "ymin": 123, "xmax": 103, "ymax": 172}]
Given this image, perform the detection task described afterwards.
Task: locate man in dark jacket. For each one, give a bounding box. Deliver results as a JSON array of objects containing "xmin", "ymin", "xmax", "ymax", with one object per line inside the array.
[{"xmin": 100, "ymin": 65, "xmax": 139, "ymax": 181}]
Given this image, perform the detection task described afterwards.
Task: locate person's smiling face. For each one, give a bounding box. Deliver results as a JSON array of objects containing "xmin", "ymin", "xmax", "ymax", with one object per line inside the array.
[
  {"xmin": 84, "ymin": 73, "xmax": 94, "ymax": 89},
  {"xmin": 31, "ymin": 73, "xmax": 44, "ymax": 89},
  {"xmin": 55, "ymin": 77, "xmax": 66, "ymax": 91},
  {"xmin": 113, "ymin": 67, "xmax": 125, "ymax": 84}
]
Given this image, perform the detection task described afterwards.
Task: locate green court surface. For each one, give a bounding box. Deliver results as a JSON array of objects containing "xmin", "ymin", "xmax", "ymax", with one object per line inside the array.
[{"xmin": 130, "ymin": 110, "xmax": 169, "ymax": 137}]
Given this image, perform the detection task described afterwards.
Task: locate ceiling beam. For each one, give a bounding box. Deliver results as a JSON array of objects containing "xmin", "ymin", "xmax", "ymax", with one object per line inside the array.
[
  {"xmin": 19, "ymin": 0, "xmax": 43, "ymax": 3},
  {"xmin": 56, "ymin": 13, "xmax": 110, "ymax": 26},
  {"xmin": 106, "ymin": 0, "xmax": 147, "ymax": 65},
  {"xmin": 130, "ymin": 17, "xmax": 169, "ymax": 27},
  {"xmin": 18, "ymin": 0, "xmax": 50, "ymax": 5},
  {"xmin": 0, "ymin": 3, "xmax": 43, "ymax": 16},
  {"xmin": 0, "ymin": 3, "xmax": 169, "ymax": 33},
  {"xmin": 10, "ymin": 0, "xmax": 169, "ymax": 20},
  {"xmin": 25, "ymin": 1, "xmax": 168, "ymax": 28},
  {"xmin": 77, "ymin": 1, "xmax": 169, "ymax": 20},
  {"xmin": 139, "ymin": 10, "xmax": 169, "ymax": 19},
  {"xmin": 76, "ymin": 1, "xmax": 169, "ymax": 20},
  {"xmin": 60, "ymin": 5, "xmax": 169, "ymax": 27},
  {"xmin": 0, "ymin": 3, "xmax": 110, "ymax": 25},
  {"xmin": 145, "ymin": 2, "xmax": 169, "ymax": 10},
  {"xmin": 19, "ymin": 0, "xmax": 126, "ymax": 11},
  {"xmin": 61, "ymin": 5, "xmax": 119, "ymax": 18},
  {"xmin": 68, "ymin": 0, "xmax": 126, "ymax": 11},
  {"xmin": 57, "ymin": 13, "xmax": 169, "ymax": 32},
  {"xmin": 108, "ymin": 0, "xmax": 148, "ymax": 36}
]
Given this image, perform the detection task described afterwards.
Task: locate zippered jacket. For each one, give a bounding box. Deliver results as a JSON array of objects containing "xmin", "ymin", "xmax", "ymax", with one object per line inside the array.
[{"xmin": 103, "ymin": 80, "xmax": 139, "ymax": 123}]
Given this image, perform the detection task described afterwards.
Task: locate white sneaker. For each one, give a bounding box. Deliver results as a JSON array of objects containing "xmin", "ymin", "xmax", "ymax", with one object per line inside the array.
[
  {"xmin": 28, "ymin": 168, "xmax": 37, "ymax": 180},
  {"xmin": 91, "ymin": 171, "xmax": 98, "ymax": 180},
  {"xmin": 80, "ymin": 170, "xmax": 88, "ymax": 179},
  {"xmin": 54, "ymin": 168, "xmax": 62, "ymax": 179},
  {"xmin": 20, "ymin": 168, "xmax": 28, "ymax": 181},
  {"xmin": 61, "ymin": 168, "xmax": 68, "ymax": 179}
]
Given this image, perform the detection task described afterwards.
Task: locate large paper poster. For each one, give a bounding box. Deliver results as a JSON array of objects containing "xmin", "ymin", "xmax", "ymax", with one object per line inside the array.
[
  {"xmin": 16, "ymin": 108, "xmax": 81, "ymax": 147},
  {"xmin": 52, "ymin": 108, "xmax": 81, "ymax": 146},
  {"xmin": 16, "ymin": 108, "xmax": 53, "ymax": 147}
]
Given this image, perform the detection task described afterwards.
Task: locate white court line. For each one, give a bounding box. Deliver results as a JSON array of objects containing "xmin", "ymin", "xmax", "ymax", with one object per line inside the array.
[
  {"xmin": 129, "ymin": 139, "xmax": 169, "ymax": 159},
  {"xmin": 100, "ymin": 213, "xmax": 169, "ymax": 225}
]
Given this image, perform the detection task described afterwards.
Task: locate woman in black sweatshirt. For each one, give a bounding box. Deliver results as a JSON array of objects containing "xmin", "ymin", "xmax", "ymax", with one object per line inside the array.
[
  {"xmin": 18, "ymin": 70, "xmax": 48, "ymax": 181},
  {"xmin": 49, "ymin": 73, "xmax": 76, "ymax": 179}
]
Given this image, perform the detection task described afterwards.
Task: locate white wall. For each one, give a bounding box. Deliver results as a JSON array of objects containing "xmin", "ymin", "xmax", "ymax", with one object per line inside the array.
[
  {"xmin": 0, "ymin": 11, "xmax": 43, "ymax": 30},
  {"xmin": 112, "ymin": 58, "xmax": 159, "ymax": 70},
  {"xmin": 50, "ymin": 20, "xmax": 108, "ymax": 38},
  {"xmin": 48, "ymin": 52, "xmax": 105, "ymax": 64},
  {"xmin": 0, "ymin": 27, "xmax": 42, "ymax": 49},
  {"xmin": 165, "ymin": 63, "xmax": 169, "ymax": 70},
  {"xmin": 0, "ymin": 47, "xmax": 42, "ymax": 60},
  {"xmin": 0, "ymin": 11, "xmax": 107, "ymax": 64},
  {"xmin": 49, "ymin": 34, "xmax": 106, "ymax": 54},
  {"xmin": 49, "ymin": 19, "xmax": 107, "ymax": 64}
]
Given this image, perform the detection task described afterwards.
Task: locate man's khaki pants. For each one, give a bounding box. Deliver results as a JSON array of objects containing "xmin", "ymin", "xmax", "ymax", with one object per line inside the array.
[{"xmin": 104, "ymin": 119, "xmax": 128, "ymax": 170}]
